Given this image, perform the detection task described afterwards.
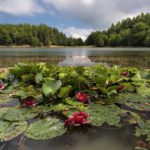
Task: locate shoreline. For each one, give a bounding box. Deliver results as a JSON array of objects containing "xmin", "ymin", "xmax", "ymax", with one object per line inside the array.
[
  {"xmin": 0, "ymin": 45, "xmax": 150, "ymax": 48},
  {"xmin": 0, "ymin": 45, "xmax": 96, "ymax": 48}
]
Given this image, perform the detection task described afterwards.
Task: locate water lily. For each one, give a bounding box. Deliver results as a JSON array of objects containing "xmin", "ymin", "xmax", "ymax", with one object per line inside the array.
[
  {"xmin": 0, "ymin": 81, "xmax": 6, "ymax": 90},
  {"xmin": 118, "ymin": 85, "xmax": 126, "ymax": 92},
  {"xmin": 75, "ymin": 92, "xmax": 89, "ymax": 102},
  {"xmin": 121, "ymin": 71, "xmax": 129, "ymax": 77},
  {"xmin": 64, "ymin": 112, "xmax": 90, "ymax": 127},
  {"xmin": 22, "ymin": 96, "xmax": 37, "ymax": 108}
]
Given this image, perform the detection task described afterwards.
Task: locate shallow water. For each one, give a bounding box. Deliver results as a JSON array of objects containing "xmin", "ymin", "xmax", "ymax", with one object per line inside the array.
[{"xmin": 0, "ymin": 126, "xmax": 134, "ymax": 150}]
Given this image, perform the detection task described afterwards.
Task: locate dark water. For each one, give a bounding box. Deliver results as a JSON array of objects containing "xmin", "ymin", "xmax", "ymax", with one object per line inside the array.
[
  {"xmin": 0, "ymin": 47, "xmax": 150, "ymax": 68},
  {"xmin": 0, "ymin": 47, "xmax": 149, "ymax": 150},
  {"xmin": 0, "ymin": 126, "xmax": 134, "ymax": 150}
]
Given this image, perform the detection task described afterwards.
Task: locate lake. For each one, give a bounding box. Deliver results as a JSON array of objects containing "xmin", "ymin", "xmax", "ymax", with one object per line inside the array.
[
  {"xmin": 0, "ymin": 47, "xmax": 150, "ymax": 150},
  {"xmin": 0, "ymin": 47, "xmax": 150, "ymax": 68}
]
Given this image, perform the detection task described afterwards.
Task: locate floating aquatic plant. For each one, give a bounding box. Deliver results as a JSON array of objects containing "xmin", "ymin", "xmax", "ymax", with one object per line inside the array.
[{"xmin": 0, "ymin": 63, "xmax": 149, "ymax": 142}]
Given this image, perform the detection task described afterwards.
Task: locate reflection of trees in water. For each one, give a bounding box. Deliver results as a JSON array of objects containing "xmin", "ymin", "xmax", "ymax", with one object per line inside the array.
[{"xmin": 0, "ymin": 56, "xmax": 149, "ymax": 68}]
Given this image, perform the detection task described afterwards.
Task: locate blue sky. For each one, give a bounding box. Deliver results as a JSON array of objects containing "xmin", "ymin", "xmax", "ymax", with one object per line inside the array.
[{"xmin": 0, "ymin": 0, "xmax": 150, "ymax": 40}]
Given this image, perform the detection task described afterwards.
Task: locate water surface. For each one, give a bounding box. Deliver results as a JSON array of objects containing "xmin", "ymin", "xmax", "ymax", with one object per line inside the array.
[{"xmin": 0, "ymin": 47, "xmax": 150, "ymax": 68}]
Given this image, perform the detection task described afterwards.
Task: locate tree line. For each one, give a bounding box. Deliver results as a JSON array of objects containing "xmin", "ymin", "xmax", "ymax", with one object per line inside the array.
[
  {"xmin": 86, "ymin": 13, "xmax": 150, "ymax": 47},
  {"xmin": 1, "ymin": 13, "xmax": 150, "ymax": 47},
  {"xmin": 0, "ymin": 24, "xmax": 84, "ymax": 47}
]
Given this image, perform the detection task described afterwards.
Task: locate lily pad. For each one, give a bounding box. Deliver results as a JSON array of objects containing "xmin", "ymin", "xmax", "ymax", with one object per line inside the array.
[
  {"xmin": 0, "ymin": 94, "xmax": 17, "ymax": 104},
  {"xmin": 87, "ymin": 104, "xmax": 121, "ymax": 126},
  {"xmin": 25, "ymin": 117, "xmax": 66, "ymax": 140},
  {"xmin": 116, "ymin": 93, "xmax": 150, "ymax": 112},
  {"xmin": 42, "ymin": 80, "xmax": 62, "ymax": 97},
  {"xmin": 0, "ymin": 120, "xmax": 27, "ymax": 142},
  {"xmin": 135, "ymin": 120, "xmax": 150, "ymax": 142},
  {"xmin": 35, "ymin": 73, "xmax": 43, "ymax": 84},
  {"xmin": 1, "ymin": 107, "xmax": 39, "ymax": 121}
]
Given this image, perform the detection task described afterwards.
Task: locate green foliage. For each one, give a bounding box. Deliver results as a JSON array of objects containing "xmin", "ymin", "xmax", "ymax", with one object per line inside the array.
[
  {"xmin": 87, "ymin": 104, "xmax": 121, "ymax": 126},
  {"xmin": 0, "ymin": 121, "xmax": 27, "ymax": 142},
  {"xmin": 0, "ymin": 24, "xmax": 83, "ymax": 47},
  {"xmin": 25, "ymin": 117, "xmax": 66, "ymax": 140},
  {"xmin": 86, "ymin": 13, "xmax": 150, "ymax": 47},
  {"xmin": 42, "ymin": 80, "xmax": 62, "ymax": 97},
  {"xmin": 0, "ymin": 107, "xmax": 39, "ymax": 121},
  {"xmin": 0, "ymin": 63, "xmax": 150, "ymax": 142},
  {"xmin": 135, "ymin": 121, "xmax": 150, "ymax": 142}
]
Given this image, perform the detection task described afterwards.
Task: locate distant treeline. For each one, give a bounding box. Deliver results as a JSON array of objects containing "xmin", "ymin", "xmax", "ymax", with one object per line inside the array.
[
  {"xmin": 0, "ymin": 24, "xmax": 84, "ymax": 47},
  {"xmin": 86, "ymin": 13, "xmax": 150, "ymax": 47},
  {"xmin": 1, "ymin": 13, "xmax": 150, "ymax": 47}
]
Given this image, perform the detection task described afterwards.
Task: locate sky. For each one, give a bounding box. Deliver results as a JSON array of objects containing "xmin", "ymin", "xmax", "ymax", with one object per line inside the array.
[{"xmin": 0, "ymin": 0, "xmax": 150, "ymax": 40}]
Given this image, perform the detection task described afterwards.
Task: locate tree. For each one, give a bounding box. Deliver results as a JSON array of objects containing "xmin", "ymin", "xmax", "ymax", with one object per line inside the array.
[{"xmin": 31, "ymin": 37, "xmax": 40, "ymax": 47}]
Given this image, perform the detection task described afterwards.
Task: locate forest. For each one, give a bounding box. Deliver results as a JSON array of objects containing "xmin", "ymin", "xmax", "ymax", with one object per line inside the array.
[
  {"xmin": 86, "ymin": 13, "xmax": 150, "ymax": 47},
  {"xmin": 1, "ymin": 13, "xmax": 150, "ymax": 47},
  {"xmin": 0, "ymin": 24, "xmax": 83, "ymax": 47}
]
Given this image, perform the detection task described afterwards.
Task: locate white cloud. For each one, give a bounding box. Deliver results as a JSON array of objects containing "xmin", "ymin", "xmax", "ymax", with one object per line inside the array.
[
  {"xmin": 62, "ymin": 26, "xmax": 94, "ymax": 41},
  {"xmin": 43, "ymin": 0, "xmax": 150, "ymax": 29},
  {"xmin": 0, "ymin": 0, "xmax": 44, "ymax": 16}
]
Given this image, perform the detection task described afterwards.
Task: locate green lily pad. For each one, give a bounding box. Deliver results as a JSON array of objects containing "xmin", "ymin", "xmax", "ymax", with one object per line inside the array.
[
  {"xmin": 135, "ymin": 120, "xmax": 150, "ymax": 142},
  {"xmin": 42, "ymin": 80, "xmax": 62, "ymax": 97},
  {"xmin": 136, "ymin": 85, "xmax": 150, "ymax": 97},
  {"xmin": 134, "ymin": 147, "xmax": 149, "ymax": 150},
  {"xmin": 116, "ymin": 93, "xmax": 150, "ymax": 112},
  {"xmin": 0, "ymin": 94, "xmax": 17, "ymax": 104},
  {"xmin": 58, "ymin": 85, "xmax": 72, "ymax": 98},
  {"xmin": 1, "ymin": 107, "xmax": 39, "ymax": 121},
  {"xmin": 35, "ymin": 73, "xmax": 43, "ymax": 84},
  {"xmin": 0, "ymin": 120, "xmax": 27, "ymax": 142},
  {"xmin": 25, "ymin": 117, "xmax": 66, "ymax": 140},
  {"xmin": 87, "ymin": 104, "xmax": 121, "ymax": 126}
]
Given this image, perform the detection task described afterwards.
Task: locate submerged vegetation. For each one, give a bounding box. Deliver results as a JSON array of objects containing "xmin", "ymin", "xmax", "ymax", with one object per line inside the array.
[{"xmin": 0, "ymin": 63, "xmax": 150, "ymax": 149}]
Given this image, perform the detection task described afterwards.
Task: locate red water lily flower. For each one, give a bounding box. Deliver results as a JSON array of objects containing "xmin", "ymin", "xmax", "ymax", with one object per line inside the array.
[
  {"xmin": 64, "ymin": 112, "xmax": 90, "ymax": 127},
  {"xmin": 121, "ymin": 71, "xmax": 129, "ymax": 77},
  {"xmin": 75, "ymin": 92, "xmax": 89, "ymax": 102},
  {"xmin": 22, "ymin": 96, "xmax": 37, "ymax": 108},
  {"xmin": 118, "ymin": 85, "xmax": 126, "ymax": 92},
  {"xmin": 0, "ymin": 81, "xmax": 6, "ymax": 90}
]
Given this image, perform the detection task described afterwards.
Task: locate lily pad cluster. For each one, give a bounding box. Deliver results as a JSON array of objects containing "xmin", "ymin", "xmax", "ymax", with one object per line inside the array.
[{"xmin": 0, "ymin": 63, "xmax": 149, "ymax": 149}]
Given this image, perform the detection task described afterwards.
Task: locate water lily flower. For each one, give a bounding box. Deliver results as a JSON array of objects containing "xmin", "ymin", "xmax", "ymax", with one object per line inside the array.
[
  {"xmin": 75, "ymin": 92, "xmax": 89, "ymax": 102},
  {"xmin": 64, "ymin": 112, "xmax": 90, "ymax": 127},
  {"xmin": 0, "ymin": 81, "xmax": 6, "ymax": 90},
  {"xmin": 22, "ymin": 96, "xmax": 37, "ymax": 108},
  {"xmin": 121, "ymin": 71, "xmax": 129, "ymax": 77},
  {"xmin": 118, "ymin": 85, "xmax": 126, "ymax": 92}
]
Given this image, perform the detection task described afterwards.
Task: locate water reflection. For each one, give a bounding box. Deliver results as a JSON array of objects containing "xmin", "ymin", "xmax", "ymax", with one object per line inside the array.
[
  {"xmin": 58, "ymin": 56, "xmax": 96, "ymax": 66},
  {"xmin": 1, "ymin": 126, "xmax": 134, "ymax": 150}
]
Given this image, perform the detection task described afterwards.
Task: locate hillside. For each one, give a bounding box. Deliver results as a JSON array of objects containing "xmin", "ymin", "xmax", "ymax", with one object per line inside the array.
[
  {"xmin": 86, "ymin": 13, "xmax": 150, "ymax": 47},
  {"xmin": 0, "ymin": 24, "xmax": 83, "ymax": 47}
]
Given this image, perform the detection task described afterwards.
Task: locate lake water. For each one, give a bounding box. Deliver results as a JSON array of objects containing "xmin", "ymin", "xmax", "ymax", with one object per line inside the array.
[
  {"xmin": 0, "ymin": 47, "xmax": 150, "ymax": 68},
  {"xmin": 0, "ymin": 47, "xmax": 149, "ymax": 150}
]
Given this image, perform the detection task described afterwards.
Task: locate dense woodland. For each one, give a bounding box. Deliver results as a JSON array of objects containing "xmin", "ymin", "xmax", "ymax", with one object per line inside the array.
[
  {"xmin": 0, "ymin": 24, "xmax": 84, "ymax": 47},
  {"xmin": 86, "ymin": 13, "xmax": 150, "ymax": 47},
  {"xmin": 1, "ymin": 13, "xmax": 150, "ymax": 47}
]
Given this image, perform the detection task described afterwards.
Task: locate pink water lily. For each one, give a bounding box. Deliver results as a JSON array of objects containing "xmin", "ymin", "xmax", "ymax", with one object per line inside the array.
[
  {"xmin": 75, "ymin": 92, "xmax": 89, "ymax": 102},
  {"xmin": 121, "ymin": 71, "xmax": 129, "ymax": 77},
  {"xmin": 64, "ymin": 112, "xmax": 90, "ymax": 127},
  {"xmin": 118, "ymin": 85, "xmax": 126, "ymax": 92},
  {"xmin": 22, "ymin": 96, "xmax": 37, "ymax": 108},
  {"xmin": 0, "ymin": 81, "xmax": 6, "ymax": 90}
]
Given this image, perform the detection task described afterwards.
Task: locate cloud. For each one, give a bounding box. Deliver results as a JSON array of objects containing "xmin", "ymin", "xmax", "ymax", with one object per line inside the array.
[
  {"xmin": 0, "ymin": 0, "xmax": 150, "ymax": 38},
  {"xmin": 43, "ymin": 0, "xmax": 150, "ymax": 29},
  {"xmin": 62, "ymin": 26, "xmax": 94, "ymax": 40},
  {"xmin": 0, "ymin": 0, "xmax": 44, "ymax": 16}
]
